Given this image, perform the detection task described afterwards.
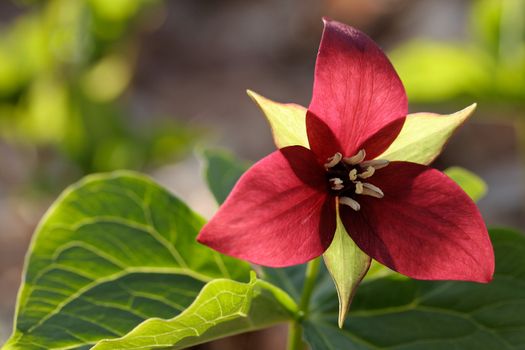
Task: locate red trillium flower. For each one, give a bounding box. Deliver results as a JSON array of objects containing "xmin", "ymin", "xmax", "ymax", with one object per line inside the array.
[{"xmin": 198, "ymin": 18, "xmax": 494, "ymax": 283}]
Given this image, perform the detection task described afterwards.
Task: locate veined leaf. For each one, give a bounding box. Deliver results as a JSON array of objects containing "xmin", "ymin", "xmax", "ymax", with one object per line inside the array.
[
  {"xmin": 304, "ymin": 228, "xmax": 525, "ymax": 350},
  {"xmin": 92, "ymin": 274, "xmax": 298, "ymax": 349},
  {"xmin": 3, "ymin": 171, "xmax": 251, "ymax": 350}
]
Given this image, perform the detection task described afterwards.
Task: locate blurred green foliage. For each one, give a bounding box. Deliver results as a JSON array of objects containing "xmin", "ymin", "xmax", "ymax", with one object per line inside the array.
[
  {"xmin": 390, "ymin": 0, "xmax": 525, "ymax": 105},
  {"xmin": 0, "ymin": 0, "xmax": 199, "ymax": 191}
]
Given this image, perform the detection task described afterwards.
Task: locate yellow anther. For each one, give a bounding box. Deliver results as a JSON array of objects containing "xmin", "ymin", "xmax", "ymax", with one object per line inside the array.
[
  {"xmin": 355, "ymin": 181, "xmax": 364, "ymax": 194},
  {"xmin": 343, "ymin": 149, "xmax": 366, "ymax": 165},
  {"xmin": 358, "ymin": 166, "xmax": 375, "ymax": 179},
  {"xmin": 325, "ymin": 152, "xmax": 343, "ymax": 168},
  {"xmin": 361, "ymin": 182, "xmax": 384, "ymax": 198},
  {"xmin": 329, "ymin": 178, "xmax": 344, "ymax": 190},
  {"xmin": 339, "ymin": 196, "xmax": 361, "ymax": 211},
  {"xmin": 360, "ymin": 159, "xmax": 389, "ymax": 170}
]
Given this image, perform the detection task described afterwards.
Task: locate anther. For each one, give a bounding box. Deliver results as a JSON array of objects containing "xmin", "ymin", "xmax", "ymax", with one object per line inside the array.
[
  {"xmin": 343, "ymin": 149, "xmax": 366, "ymax": 165},
  {"xmin": 355, "ymin": 181, "xmax": 364, "ymax": 194},
  {"xmin": 360, "ymin": 159, "xmax": 389, "ymax": 170},
  {"xmin": 339, "ymin": 196, "xmax": 361, "ymax": 211},
  {"xmin": 329, "ymin": 178, "xmax": 344, "ymax": 190},
  {"xmin": 325, "ymin": 152, "xmax": 342, "ymax": 168},
  {"xmin": 361, "ymin": 183, "xmax": 384, "ymax": 198},
  {"xmin": 325, "ymin": 149, "xmax": 387, "ymax": 203},
  {"xmin": 358, "ymin": 166, "xmax": 375, "ymax": 179}
]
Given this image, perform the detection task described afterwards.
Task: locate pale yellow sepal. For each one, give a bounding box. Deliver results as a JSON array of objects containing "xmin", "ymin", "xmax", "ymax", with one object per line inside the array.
[
  {"xmin": 378, "ymin": 103, "xmax": 477, "ymax": 165},
  {"xmin": 323, "ymin": 208, "xmax": 371, "ymax": 328},
  {"xmin": 247, "ymin": 90, "xmax": 309, "ymax": 149}
]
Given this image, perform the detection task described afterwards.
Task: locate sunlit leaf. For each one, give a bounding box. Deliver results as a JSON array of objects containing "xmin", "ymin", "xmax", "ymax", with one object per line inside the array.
[
  {"xmin": 20, "ymin": 77, "xmax": 69, "ymax": 143},
  {"xmin": 470, "ymin": 0, "xmax": 503, "ymax": 55},
  {"xmin": 82, "ymin": 55, "xmax": 132, "ymax": 102},
  {"xmin": 3, "ymin": 171, "xmax": 250, "ymax": 350},
  {"xmin": 88, "ymin": 0, "xmax": 141, "ymax": 21},
  {"xmin": 389, "ymin": 41, "xmax": 491, "ymax": 102},
  {"xmin": 92, "ymin": 274, "xmax": 298, "ymax": 350},
  {"xmin": 0, "ymin": 47, "xmax": 23, "ymax": 95}
]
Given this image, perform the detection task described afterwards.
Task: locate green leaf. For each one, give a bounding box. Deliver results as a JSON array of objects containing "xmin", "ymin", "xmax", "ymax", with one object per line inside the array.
[
  {"xmin": 92, "ymin": 273, "xmax": 298, "ymax": 349},
  {"xmin": 247, "ymin": 90, "xmax": 309, "ymax": 149},
  {"xmin": 389, "ymin": 41, "xmax": 491, "ymax": 102},
  {"xmin": 261, "ymin": 264, "xmax": 316, "ymax": 305},
  {"xmin": 445, "ymin": 166, "xmax": 488, "ymax": 202},
  {"xmin": 202, "ymin": 148, "xmax": 249, "ymax": 205},
  {"xmin": 378, "ymin": 104, "xmax": 477, "ymax": 165},
  {"xmin": 3, "ymin": 171, "xmax": 251, "ymax": 350},
  {"xmin": 304, "ymin": 228, "xmax": 525, "ymax": 349},
  {"xmin": 322, "ymin": 213, "xmax": 371, "ymax": 328}
]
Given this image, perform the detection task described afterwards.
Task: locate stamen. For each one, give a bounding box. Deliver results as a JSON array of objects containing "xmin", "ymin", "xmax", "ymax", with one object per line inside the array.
[
  {"xmin": 355, "ymin": 181, "xmax": 363, "ymax": 194},
  {"xmin": 339, "ymin": 196, "xmax": 360, "ymax": 211},
  {"xmin": 343, "ymin": 149, "xmax": 366, "ymax": 165},
  {"xmin": 360, "ymin": 159, "xmax": 389, "ymax": 170},
  {"xmin": 361, "ymin": 182, "xmax": 384, "ymax": 198},
  {"xmin": 325, "ymin": 149, "xmax": 387, "ymax": 204},
  {"xmin": 358, "ymin": 166, "xmax": 375, "ymax": 179},
  {"xmin": 329, "ymin": 178, "xmax": 344, "ymax": 190},
  {"xmin": 325, "ymin": 152, "xmax": 342, "ymax": 168}
]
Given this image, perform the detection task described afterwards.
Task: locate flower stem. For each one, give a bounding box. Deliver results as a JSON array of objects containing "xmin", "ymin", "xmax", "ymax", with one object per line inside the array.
[{"xmin": 287, "ymin": 257, "xmax": 321, "ymax": 350}]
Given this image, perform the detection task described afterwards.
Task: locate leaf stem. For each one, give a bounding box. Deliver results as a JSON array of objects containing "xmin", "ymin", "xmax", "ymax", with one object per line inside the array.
[
  {"xmin": 287, "ymin": 257, "xmax": 321, "ymax": 350},
  {"xmin": 300, "ymin": 257, "xmax": 321, "ymax": 312}
]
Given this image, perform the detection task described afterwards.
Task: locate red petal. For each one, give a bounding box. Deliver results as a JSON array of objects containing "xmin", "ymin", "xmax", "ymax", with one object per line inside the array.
[
  {"xmin": 309, "ymin": 18, "xmax": 407, "ymax": 159},
  {"xmin": 340, "ymin": 162, "xmax": 494, "ymax": 282},
  {"xmin": 198, "ymin": 146, "xmax": 336, "ymax": 267}
]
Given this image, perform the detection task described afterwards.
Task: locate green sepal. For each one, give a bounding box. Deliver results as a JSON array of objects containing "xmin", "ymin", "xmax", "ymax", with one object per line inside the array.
[
  {"xmin": 379, "ymin": 104, "xmax": 477, "ymax": 164},
  {"xmin": 322, "ymin": 209, "xmax": 371, "ymax": 328},
  {"xmin": 247, "ymin": 90, "xmax": 309, "ymax": 149}
]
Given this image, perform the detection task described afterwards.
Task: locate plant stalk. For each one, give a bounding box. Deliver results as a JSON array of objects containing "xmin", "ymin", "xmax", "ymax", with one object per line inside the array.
[{"xmin": 287, "ymin": 257, "xmax": 321, "ymax": 350}]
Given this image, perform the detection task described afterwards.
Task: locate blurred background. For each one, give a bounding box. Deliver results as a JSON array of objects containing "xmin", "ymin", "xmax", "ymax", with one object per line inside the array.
[{"xmin": 0, "ymin": 0, "xmax": 523, "ymax": 348}]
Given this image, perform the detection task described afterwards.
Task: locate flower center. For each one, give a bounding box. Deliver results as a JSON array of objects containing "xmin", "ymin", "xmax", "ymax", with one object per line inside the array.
[{"xmin": 324, "ymin": 149, "xmax": 388, "ymax": 211}]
